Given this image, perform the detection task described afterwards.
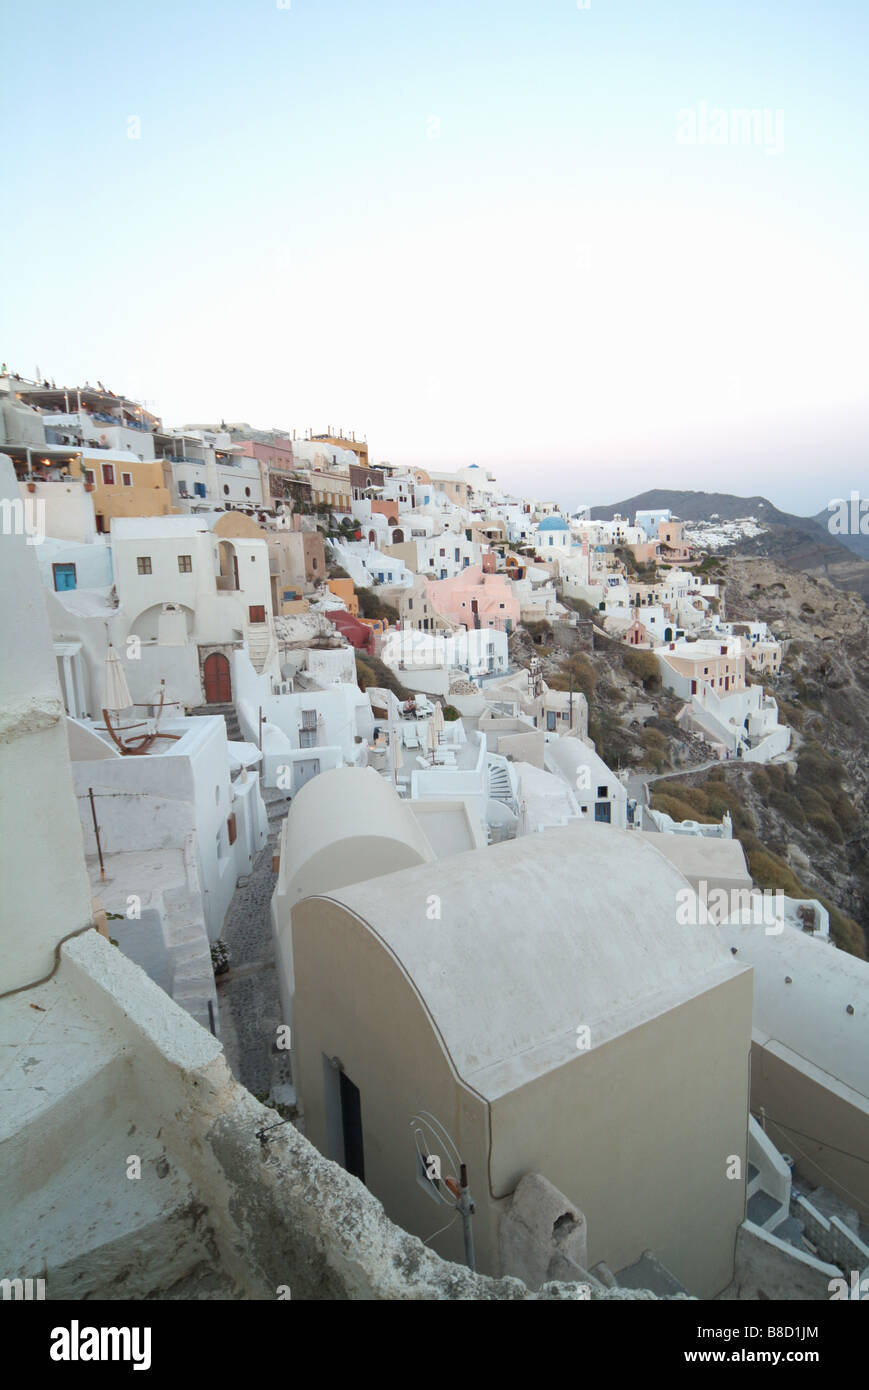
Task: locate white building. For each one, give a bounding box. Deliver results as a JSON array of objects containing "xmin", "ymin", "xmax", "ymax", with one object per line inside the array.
[
  {"xmin": 67, "ymin": 712, "xmax": 267, "ymax": 1025},
  {"xmin": 382, "ymin": 626, "xmax": 509, "ymax": 681},
  {"xmin": 544, "ymin": 737, "xmax": 629, "ymax": 828},
  {"xmin": 232, "ymin": 647, "xmax": 374, "ymax": 790},
  {"xmin": 166, "ymin": 429, "xmax": 264, "ymax": 511},
  {"xmin": 328, "ymin": 538, "xmax": 414, "ymax": 589},
  {"xmin": 532, "ymin": 515, "xmax": 573, "ymax": 554},
  {"xmin": 388, "ymin": 531, "xmax": 481, "ymax": 579}
]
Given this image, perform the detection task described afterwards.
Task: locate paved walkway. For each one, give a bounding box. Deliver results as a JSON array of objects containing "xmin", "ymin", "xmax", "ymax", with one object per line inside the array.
[{"xmin": 216, "ymin": 793, "xmax": 294, "ymax": 1105}]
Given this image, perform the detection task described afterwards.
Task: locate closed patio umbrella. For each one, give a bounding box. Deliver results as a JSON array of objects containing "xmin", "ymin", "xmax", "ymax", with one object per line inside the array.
[{"xmin": 103, "ymin": 643, "xmax": 132, "ymax": 712}]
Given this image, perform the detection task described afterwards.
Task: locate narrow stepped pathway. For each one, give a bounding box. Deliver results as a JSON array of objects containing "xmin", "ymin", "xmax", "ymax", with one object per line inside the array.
[
  {"xmin": 188, "ymin": 702, "xmax": 242, "ymax": 742},
  {"xmin": 215, "ymin": 783, "xmax": 294, "ymax": 1108}
]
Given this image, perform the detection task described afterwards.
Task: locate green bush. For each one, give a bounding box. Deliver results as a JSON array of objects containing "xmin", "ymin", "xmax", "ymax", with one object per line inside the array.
[
  {"xmin": 621, "ymin": 647, "xmax": 661, "ymax": 689},
  {"xmin": 650, "ymin": 792, "xmax": 716, "ymax": 824},
  {"xmin": 804, "ymin": 809, "xmax": 843, "ymax": 843},
  {"xmin": 822, "ymin": 901, "xmax": 866, "ymax": 959},
  {"xmin": 743, "ymin": 848, "xmax": 804, "ymax": 896},
  {"xmin": 356, "ymin": 587, "xmax": 400, "ymax": 624},
  {"xmin": 354, "ymin": 652, "xmax": 414, "ymax": 700},
  {"xmin": 560, "ymin": 594, "xmax": 598, "ymax": 621},
  {"xmin": 442, "ymin": 704, "xmax": 460, "ymax": 721}
]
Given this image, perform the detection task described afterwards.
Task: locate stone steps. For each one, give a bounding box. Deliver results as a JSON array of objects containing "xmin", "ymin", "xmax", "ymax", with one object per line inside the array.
[{"xmin": 188, "ymin": 703, "xmax": 242, "ymax": 742}]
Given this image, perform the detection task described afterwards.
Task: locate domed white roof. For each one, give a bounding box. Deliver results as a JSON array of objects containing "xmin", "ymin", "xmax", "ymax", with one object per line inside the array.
[{"xmin": 323, "ymin": 824, "xmax": 746, "ymax": 1096}]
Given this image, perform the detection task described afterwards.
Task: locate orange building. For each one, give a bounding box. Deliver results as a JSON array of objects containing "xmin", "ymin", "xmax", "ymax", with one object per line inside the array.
[{"xmin": 327, "ymin": 578, "xmax": 359, "ymax": 616}]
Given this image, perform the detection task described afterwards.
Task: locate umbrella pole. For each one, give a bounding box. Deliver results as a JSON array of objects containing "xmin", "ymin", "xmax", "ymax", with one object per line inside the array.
[{"xmin": 89, "ymin": 787, "xmax": 106, "ymax": 880}]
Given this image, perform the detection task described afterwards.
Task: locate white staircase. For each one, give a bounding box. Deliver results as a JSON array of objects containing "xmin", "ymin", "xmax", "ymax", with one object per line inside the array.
[
  {"xmin": 246, "ymin": 625, "xmax": 274, "ymax": 675},
  {"xmin": 487, "ymin": 755, "xmax": 515, "ymax": 804}
]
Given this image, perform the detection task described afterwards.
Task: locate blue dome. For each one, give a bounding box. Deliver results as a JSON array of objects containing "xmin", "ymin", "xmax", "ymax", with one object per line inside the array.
[{"xmin": 538, "ymin": 515, "xmax": 569, "ymax": 531}]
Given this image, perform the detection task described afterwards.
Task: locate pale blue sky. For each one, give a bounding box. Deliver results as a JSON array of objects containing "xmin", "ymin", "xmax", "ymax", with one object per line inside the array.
[{"xmin": 2, "ymin": 0, "xmax": 867, "ymax": 514}]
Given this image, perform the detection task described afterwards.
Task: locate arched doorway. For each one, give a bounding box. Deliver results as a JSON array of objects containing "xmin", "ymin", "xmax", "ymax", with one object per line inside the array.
[
  {"xmin": 392, "ymin": 527, "xmax": 404, "ymax": 544},
  {"xmin": 203, "ymin": 652, "xmax": 231, "ymax": 703},
  {"xmin": 217, "ymin": 540, "xmax": 239, "ymax": 591},
  {"xmin": 368, "ymin": 529, "xmax": 376, "ymax": 544}
]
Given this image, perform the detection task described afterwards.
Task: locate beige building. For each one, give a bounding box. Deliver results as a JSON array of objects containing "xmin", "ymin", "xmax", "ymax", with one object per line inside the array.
[
  {"xmin": 213, "ymin": 512, "xmax": 325, "ymax": 613},
  {"xmin": 658, "ymin": 639, "xmax": 747, "ymax": 698},
  {"xmin": 291, "ymin": 823, "xmax": 753, "ymax": 1295},
  {"xmin": 396, "ymin": 574, "xmax": 453, "ymax": 633}
]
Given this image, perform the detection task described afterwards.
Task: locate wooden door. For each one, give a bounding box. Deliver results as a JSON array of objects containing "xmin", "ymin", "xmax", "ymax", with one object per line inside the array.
[{"xmin": 203, "ymin": 652, "xmax": 231, "ymax": 704}]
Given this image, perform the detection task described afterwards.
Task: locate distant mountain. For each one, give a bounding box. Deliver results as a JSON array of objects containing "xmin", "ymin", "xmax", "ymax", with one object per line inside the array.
[
  {"xmin": 591, "ymin": 489, "xmax": 869, "ymax": 603},
  {"xmin": 591, "ymin": 488, "xmax": 791, "ymax": 525},
  {"xmin": 813, "ymin": 506, "xmax": 869, "ymax": 561}
]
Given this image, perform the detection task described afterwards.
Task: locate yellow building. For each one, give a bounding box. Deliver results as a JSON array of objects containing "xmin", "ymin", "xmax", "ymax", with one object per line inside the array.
[
  {"xmin": 308, "ymin": 469, "xmax": 352, "ymax": 515},
  {"xmin": 70, "ymin": 450, "xmax": 175, "ymax": 533}
]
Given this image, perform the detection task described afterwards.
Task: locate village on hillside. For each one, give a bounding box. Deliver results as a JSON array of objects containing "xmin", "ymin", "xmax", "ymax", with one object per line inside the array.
[{"xmin": 1, "ymin": 366, "xmax": 867, "ymax": 1304}]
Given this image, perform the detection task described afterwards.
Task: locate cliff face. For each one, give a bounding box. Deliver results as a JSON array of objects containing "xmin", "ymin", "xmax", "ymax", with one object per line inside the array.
[{"xmin": 715, "ymin": 555, "xmax": 869, "ymax": 954}]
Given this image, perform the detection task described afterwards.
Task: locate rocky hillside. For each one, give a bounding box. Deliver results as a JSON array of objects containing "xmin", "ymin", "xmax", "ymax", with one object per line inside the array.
[{"xmin": 519, "ymin": 555, "xmax": 868, "ymax": 957}]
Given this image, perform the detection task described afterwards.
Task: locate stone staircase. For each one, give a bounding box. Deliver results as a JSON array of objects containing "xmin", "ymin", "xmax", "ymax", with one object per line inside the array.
[
  {"xmin": 188, "ymin": 702, "xmax": 242, "ymax": 743},
  {"xmin": 262, "ymin": 784, "xmax": 292, "ymax": 833},
  {"xmin": 163, "ymin": 881, "xmax": 219, "ymax": 1035},
  {"xmin": 246, "ymin": 626, "xmax": 273, "ymax": 675}
]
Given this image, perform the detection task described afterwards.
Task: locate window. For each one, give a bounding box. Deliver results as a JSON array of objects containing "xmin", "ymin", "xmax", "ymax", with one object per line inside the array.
[
  {"xmin": 249, "ymin": 605, "xmax": 266, "ymax": 623},
  {"xmin": 408, "ymin": 598, "xmax": 413, "ymax": 610},
  {"xmin": 311, "ymin": 557, "xmax": 318, "ymax": 570},
  {"xmin": 597, "ymin": 785, "xmax": 608, "ymax": 798},
  {"xmin": 194, "ymin": 481, "xmax": 206, "ymax": 497},
  {"xmin": 244, "ymin": 486, "xmax": 251, "ymax": 497},
  {"xmin": 223, "ymin": 484, "xmax": 230, "ymax": 495},
  {"xmin": 122, "ymin": 472, "xmax": 133, "ymax": 487},
  {"xmin": 226, "ymin": 813, "xmax": 237, "ymax": 846},
  {"xmin": 84, "ymin": 468, "xmax": 96, "ymax": 486},
  {"xmin": 439, "ymin": 548, "xmax": 445, "ymax": 557},
  {"xmin": 594, "ymin": 801, "xmax": 612, "ymax": 824},
  {"xmin": 178, "ymin": 554, "xmax": 192, "ymax": 572},
  {"xmin": 300, "ymin": 727, "xmax": 317, "ymax": 749},
  {"xmin": 137, "ymin": 556, "xmax": 152, "ymax": 574},
  {"xmin": 102, "ymin": 464, "xmax": 115, "ymax": 485},
  {"xmin": 301, "ymin": 709, "xmax": 318, "ymax": 731},
  {"xmin": 52, "ymin": 563, "xmax": 76, "ymax": 591},
  {"xmin": 454, "ymin": 548, "xmax": 460, "ymax": 562}
]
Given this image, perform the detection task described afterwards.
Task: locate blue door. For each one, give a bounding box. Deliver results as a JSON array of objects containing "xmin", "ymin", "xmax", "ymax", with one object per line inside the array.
[{"xmin": 54, "ymin": 564, "xmax": 77, "ymax": 591}]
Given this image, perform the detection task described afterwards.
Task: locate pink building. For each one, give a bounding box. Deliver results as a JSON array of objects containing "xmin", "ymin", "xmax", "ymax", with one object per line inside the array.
[
  {"xmin": 657, "ymin": 519, "xmax": 695, "ymax": 566},
  {"xmin": 425, "ymin": 565, "xmax": 520, "ymax": 632}
]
